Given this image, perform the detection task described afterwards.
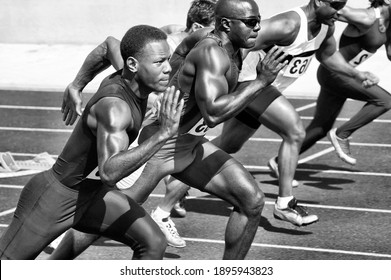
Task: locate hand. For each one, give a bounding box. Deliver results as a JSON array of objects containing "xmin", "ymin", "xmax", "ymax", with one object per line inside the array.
[
  {"xmin": 355, "ymin": 71, "xmax": 379, "ymax": 88},
  {"xmin": 61, "ymin": 83, "xmax": 83, "ymax": 125},
  {"xmin": 256, "ymin": 46, "xmax": 289, "ymax": 86},
  {"xmin": 158, "ymin": 86, "xmax": 184, "ymax": 138}
]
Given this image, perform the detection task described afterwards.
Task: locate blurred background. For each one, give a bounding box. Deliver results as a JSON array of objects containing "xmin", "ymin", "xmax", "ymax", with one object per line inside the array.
[{"xmin": 0, "ymin": 0, "xmax": 388, "ymax": 95}]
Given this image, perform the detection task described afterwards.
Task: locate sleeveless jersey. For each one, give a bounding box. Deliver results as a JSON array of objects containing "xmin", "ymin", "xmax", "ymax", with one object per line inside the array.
[
  {"xmin": 239, "ymin": 7, "xmax": 329, "ymax": 92},
  {"xmin": 339, "ymin": 18, "xmax": 388, "ymax": 68},
  {"xmin": 52, "ymin": 70, "xmax": 148, "ymax": 187}
]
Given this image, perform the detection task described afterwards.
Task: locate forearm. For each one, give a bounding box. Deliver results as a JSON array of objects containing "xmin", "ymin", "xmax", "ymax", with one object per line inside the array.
[
  {"xmin": 101, "ymin": 129, "xmax": 171, "ymax": 186},
  {"xmin": 202, "ymin": 79, "xmax": 268, "ymax": 127},
  {"xmin": 337, "ymin": 6, "xmax": 376, "ymax": 29},
  {"xmin": 71, "ymin": 42, "xmax": 112, "ymax": 90},
  {"xmin": 319, "ymin": 51, "xmax": 360, "ymax": 78}
]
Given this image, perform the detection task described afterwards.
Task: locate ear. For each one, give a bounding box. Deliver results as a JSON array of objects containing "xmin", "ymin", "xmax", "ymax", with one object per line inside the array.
[
  {"xmin": 125, "ymin": 56, "xmax": 138, "ymax": 73},
  {"xmin": 190, "ymin": 22, "xmax": 205, "ymax": 32},
  {"xmin": 314, "ymin": 0, "xmax": 322, "ymax": 8},
  {"xmin": 220, "ymin": 17, "xmax": 231, "ymax": 31}
]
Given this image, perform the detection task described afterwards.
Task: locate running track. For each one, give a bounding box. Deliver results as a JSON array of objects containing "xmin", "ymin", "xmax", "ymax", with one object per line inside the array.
[{"xmin": 0, "ymin": 90, "xmax": 390, "ymax": 260}]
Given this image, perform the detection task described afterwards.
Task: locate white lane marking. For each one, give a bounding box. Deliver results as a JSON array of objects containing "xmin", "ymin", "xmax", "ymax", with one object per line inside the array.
[
  {"xmin": 246, "ymin": 165, "xmax": 391, "ymax": 177},
  {"xmin": 0, "ymin": 208, "xmax": 16, "ymax": 217},
  {"xmin": 0, "ymin": 105, "xmax": 60, "ymax": 110},
  {"xmin": 2, "ymin": 188, "xmax": 389, "ymax": 214},
  {"xmin": 298, "ymin": 147, "xmax": 335, "ymax": 164},
  {"xmin": 0, "ymin": 127, "xmax": 72, "ymax": 133},
  {"xmin": 296, "ymin": 102, "xmax": 316, "ymax": 112},
  {"xmin": 184, "ymin": 238, "xmax": 391, "ymax": 258}
]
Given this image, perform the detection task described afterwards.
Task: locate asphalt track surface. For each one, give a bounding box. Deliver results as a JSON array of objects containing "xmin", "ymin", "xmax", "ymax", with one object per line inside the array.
[{"xmin": 0, "ymin": 89, "xmax": 390, "ymax": 260}]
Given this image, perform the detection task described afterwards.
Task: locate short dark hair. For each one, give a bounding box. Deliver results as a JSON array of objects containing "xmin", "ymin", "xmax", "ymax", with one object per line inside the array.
[
  {"xmin": 186, "ymin": 0, "xmax": 217, "ymax": 29},
  {"xmin": 369, "ymin": 0, "xmax": 388, "ymax": 8},
  {"xmin": 120, "ymin": 25, "xmax": 167, "ymax": 61}
]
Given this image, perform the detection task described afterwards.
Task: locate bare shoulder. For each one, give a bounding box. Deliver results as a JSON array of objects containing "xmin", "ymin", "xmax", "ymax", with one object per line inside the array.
[
  {"xmin": 262, "ymin": 11, "xmax": 301, "ymax": 45},
  {"xmin": 189, "ymin": 38, "xmax": 230, "ymax": 70},
  {"xmin": 91, "ymin": 97, "xmax": 132, "ymax": 130}
]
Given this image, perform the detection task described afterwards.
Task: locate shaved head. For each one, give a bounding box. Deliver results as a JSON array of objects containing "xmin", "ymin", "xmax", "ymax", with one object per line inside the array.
[{"xmin": 215, "ymin": 0, "xmax": 259, "ymax": 19}]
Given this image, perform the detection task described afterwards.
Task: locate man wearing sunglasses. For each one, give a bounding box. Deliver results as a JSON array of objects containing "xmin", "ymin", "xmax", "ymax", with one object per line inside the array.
[
  {"xmin": 53, "ymin": 0, "xmax": 287, "ymax": 260},
  {"xmin": 210, "ymin": 0, "xmax": 378, "ymax": 227},
  {"xmin": 152, "ymin": 0, "xmax": 379, "ymax": 229}
]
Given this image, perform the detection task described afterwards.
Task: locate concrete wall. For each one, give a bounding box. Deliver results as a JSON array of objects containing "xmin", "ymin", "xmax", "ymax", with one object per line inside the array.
[{"xmin": 1, "ymin": 0, "xmax": 370, "ymax": 44}]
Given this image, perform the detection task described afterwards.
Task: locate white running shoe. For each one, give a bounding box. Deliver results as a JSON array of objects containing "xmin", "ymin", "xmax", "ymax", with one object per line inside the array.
[
  {"xmin": 267, "ymin": 157, "xmax": 299, "ymax": 188},
  {"xmin": 273, "ymin": 198, "xmax": 318, "ymax": 226},
  {"xmin": 151, "ymin": 211, "xmax": 186, "ymax": 248},
  {"xmin": 327, "ymin": 128, "xmax": 357, "ymax": 165}
]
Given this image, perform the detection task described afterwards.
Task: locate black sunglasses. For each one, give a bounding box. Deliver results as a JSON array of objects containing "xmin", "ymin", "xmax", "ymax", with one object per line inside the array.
[
  {"xmin": 225, "ymin": 15, "xmax": 261, "ymax": 29},
  {"xmin": 321, "ymin": 0, "xmax": 347, "ymax": 11}
]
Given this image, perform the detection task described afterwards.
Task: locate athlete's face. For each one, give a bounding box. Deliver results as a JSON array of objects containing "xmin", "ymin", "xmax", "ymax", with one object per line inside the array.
[
  {"xmin": 224, "ymin": 1, "xmax": 261, "ymax": 49},
  {"xmin": 316, "ymin": 0, "xmax": 347, "ymax": 26},
  {"xmin": 136, "ymin": 40, "xmax": 172, "ymax": 92}
]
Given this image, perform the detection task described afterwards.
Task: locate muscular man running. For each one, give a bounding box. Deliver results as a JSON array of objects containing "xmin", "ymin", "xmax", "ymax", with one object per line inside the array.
[{"xmin": 0, "ymin": 25, "xmax": 183, "ymax": 259}]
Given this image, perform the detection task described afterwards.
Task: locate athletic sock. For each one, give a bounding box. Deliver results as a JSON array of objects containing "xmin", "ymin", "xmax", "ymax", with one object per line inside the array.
[
  {"xmin": 153, "ymin": 206, "xmax": 171, "ymax": 220},
  {"xmin": 277, "ymin": 196, "xmax": 294, "ymax": 209}
]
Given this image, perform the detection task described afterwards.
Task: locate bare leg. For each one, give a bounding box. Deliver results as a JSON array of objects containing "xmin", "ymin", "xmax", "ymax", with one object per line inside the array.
[
  {"xmin": 259, "ymin": 96, "xmax": 305, "ymax": 197},
  {"xmin": 155, "ymin": 117, "xmax": 257, "ymax": 215},
  {"xmin": 175, "ymin": 140, "xmax": 264, "ymax": 259}
]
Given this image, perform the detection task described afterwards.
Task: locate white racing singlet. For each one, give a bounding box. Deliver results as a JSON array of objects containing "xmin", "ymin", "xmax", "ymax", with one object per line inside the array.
[{"xmin": 239, "ymin": 7, "xmax": 329, "ymax": 92}]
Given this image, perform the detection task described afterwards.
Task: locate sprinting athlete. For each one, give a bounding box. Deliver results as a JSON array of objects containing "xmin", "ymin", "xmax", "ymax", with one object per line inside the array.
[
  {"xmin": 52, "ymin": 0, "xmax": 217, "ymax": 256},
  {"xmin": 155, "ymin": 0, "xmax": 379, "ymax": 229},
  {"xmin": 0, "ymin": 25, "xmax": 184, "ymax": 260},
  {"xmin": 50, "ymin": 0, "xmax": 286, "ymax": 260},
  {"xmin": 300, "ymin": 0, "xmax": 391, "ymax": 164}
]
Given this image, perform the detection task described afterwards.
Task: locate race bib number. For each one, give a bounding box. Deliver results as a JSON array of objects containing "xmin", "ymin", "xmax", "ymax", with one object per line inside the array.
[
  {"xmin": 187, "ymin": 118, "xmax": 209, "ymax": 136},
  {"xmin": 349, "ymin": 49, "xmax": 373, "ymax": 67},
  {"xmin": 283, "ymin": 56, "xmax": 313, "ymax": 78}
]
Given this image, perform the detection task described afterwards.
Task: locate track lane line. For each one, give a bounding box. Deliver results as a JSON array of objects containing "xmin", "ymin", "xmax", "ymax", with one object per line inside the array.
[{"xmin": 1, "ymin": 187, "xmax": 390, "ymax": 214}]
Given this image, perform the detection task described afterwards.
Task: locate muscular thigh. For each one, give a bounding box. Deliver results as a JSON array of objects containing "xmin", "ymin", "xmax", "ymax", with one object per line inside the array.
[
  {"xmin": 214, "ymin": 117, "xmax": 257, "ymax": 152},
  {"xmin": 259, "ymin": 95, "xmax": 302, "ymax": 135},
  {"xmin": 174, "ymin": 140, "xmax": 260, "ymax": 208},
  {"xmin": 74, "ymin": 187, "xmax": 157, "ymax": 244}
]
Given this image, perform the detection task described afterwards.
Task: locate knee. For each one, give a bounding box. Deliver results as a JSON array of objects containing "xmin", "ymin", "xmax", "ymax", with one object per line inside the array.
[
  {"xmin": 145, "ymin": 231, "xmax": 167, "ymax": 259},
  {"xmin": 242, "ymin": 186, "xmax": 265, "ymax": 217},
  {"xmin": 284, "ymin": 122, "xmax": 306, "ymax": 144},
  {"xmin": 135, "ymin": 231, "xmax": 167, "ymax": 260}
]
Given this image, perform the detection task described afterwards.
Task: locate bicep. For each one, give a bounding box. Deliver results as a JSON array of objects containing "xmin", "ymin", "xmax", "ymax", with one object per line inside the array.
[
  {"xmin": 193, "ymin": 49, "xmax": 230, "ymax": 115},
  {"xmin": 93, "ymin": 100, "xmax": 131, "ymax": 167}
]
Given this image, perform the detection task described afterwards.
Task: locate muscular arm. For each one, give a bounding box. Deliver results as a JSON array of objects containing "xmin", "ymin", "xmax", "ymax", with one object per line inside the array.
[
  {"xmin": 62, "ymin": 36, "xmax": 123, "ymax": 125},
  {"xmin": 191, "ymin": 43, "xmax": 286, "ymax": 127},
  {"xmin": 92, "ymin": 89, "xmax": 183, "ymax": 187},
  {"xmin": 316, "ymin": 27, "xmax": 378, "ymax": 87},
  {"xmin": 249, "ymin": 12, "xmax": 300, "ymax": 53},
  {"xmin": 71, "ymin": 36, "xmax": 123, "ymax": 90},
  {"xmin": 337, "ymin": 6, "xmax": 376, "ymax": 33}
]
